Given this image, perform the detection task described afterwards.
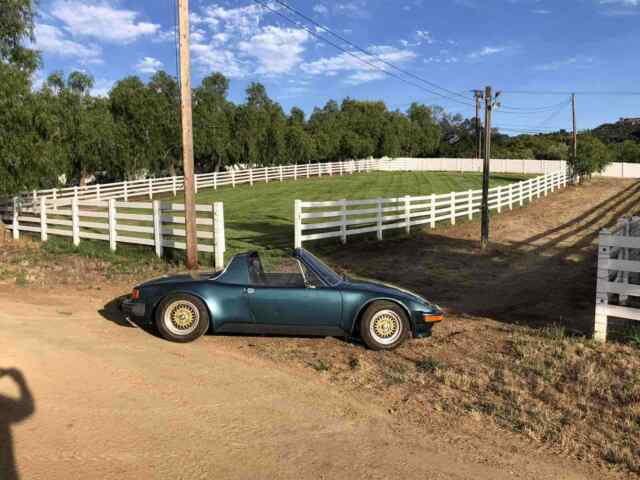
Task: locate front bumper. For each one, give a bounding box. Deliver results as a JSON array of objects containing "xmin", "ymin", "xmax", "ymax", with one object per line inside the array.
[
  {"xmin": 411, "ymin": 310, "xmax": 444, "ymax": 338},
  {"xmin": 120, "ymin": 298, "xmax": 146, "ymax": 320}
]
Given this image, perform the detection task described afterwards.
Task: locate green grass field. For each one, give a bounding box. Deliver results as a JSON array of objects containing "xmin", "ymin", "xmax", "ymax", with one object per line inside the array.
[{"xmin": 158, "ymin": 170, "xmax": 527, "ymax": 261}]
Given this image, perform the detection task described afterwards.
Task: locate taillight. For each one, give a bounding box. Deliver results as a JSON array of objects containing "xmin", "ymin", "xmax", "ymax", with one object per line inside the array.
[{"xmin": 131, "ymin": 288, "xmax": 140, "ymax": 300}]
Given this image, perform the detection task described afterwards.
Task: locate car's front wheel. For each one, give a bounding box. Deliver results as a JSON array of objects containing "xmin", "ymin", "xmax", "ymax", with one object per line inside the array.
[
  {"xmin": 155, "ymin": 294, "xmax": 210, "ymax": 343},
  {"xmin": 359, "ymin": 301, "xmax": 410, "ymax": 350}
]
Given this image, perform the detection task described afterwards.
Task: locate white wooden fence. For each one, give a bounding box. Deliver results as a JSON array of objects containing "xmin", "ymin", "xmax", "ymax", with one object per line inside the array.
[
  {"xmin": 294, "ymin": 170, "xmax": 569, "ymax": 248},
  {"xmin": 594, "ymin": 217, "xmax": 640, "ymax": 342},
  {"xmin": 5, "ymin": 159, "xmax": 381, "ymax": 209},
  {"xmin": 0, "ymin": 198, "xmax": 226, "ymax": 270}
]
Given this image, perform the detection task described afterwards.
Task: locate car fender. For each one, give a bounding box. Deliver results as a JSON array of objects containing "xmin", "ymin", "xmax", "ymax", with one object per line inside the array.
[
  {"xmin": 350, "ymin": 297, "xmax": 414, "ymax": 335},
  {"xmin": 150, "ymin": 288, "xmax": 214, "ymax": 328}
]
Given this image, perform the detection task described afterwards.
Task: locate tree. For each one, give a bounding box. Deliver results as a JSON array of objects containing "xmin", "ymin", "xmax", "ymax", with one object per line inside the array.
[
  {"xmin": 572, "ymin": 135, "xmax": 613, "ymax": 179},
  {"xmin": 193, "ymin": 72, "xmax": 233, "ymax": 172}
]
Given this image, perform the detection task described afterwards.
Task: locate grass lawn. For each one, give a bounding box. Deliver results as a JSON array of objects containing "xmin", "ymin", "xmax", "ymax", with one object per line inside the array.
[{"xmin": 158, "ymin": 170, "xmax": 527, "ymax": 261}]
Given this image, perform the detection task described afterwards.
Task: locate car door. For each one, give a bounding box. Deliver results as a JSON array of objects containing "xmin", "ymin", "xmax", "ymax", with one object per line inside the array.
[{"xmin": 246, "ymin": 257, "xmax": 342, "ymax": 329}]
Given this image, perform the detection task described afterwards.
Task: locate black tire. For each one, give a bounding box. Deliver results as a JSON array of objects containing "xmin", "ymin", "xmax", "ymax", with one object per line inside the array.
[
  {"xmin": 359, "ymin": 301, "xmax": 410, "ymax": 351},
  {"xmin": 155, "ymin": 293, "xmax": 210, "ymax": 343}
]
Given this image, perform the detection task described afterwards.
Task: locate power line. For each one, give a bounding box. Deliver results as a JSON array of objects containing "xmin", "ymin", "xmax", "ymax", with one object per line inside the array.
[
  {"xmin": 269, "ymin": 0, "xmax": 473, "ymax": 104},
  {"xmin": 253, "ymin": 0, "xmax": 476, "ymax": 108},
  {"xmin": 503, "ymin": 90, "xmax": 640, "ymax": 96},
  {"xmin": 499, "ymin": 99, "xmax": 571, "ymax": 113}
]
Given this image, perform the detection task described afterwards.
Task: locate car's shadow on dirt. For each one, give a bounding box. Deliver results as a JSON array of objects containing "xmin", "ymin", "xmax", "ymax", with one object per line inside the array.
[{"xmin": 98, "ymin": 297, "xmax": 159, "ymax": 337}]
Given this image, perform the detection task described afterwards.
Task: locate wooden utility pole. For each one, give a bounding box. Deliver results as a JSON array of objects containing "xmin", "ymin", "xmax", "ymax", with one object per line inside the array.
[
  {"xmin": 473, "ymin": 90, "xmax": 483, "ymax": 159},
  {"xmin": 481, "ymin": 86, "xmax": 493, "ymax": 250},
  {"xmin": 177, "ymin": 0, "xmax": 198, "ymax": 269},
  {"xmin": 571, "ymin": 93, "xmax": 577, "ymax": 175}
]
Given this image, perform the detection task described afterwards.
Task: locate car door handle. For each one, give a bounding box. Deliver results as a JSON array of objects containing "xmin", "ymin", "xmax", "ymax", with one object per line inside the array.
[{"xmin": 245, "ymin": 288, "xmax": 255, "ymax": 294}]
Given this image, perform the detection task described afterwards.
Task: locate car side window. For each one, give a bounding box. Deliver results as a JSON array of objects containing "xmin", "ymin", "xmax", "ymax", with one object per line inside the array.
[
  {"xmin": 250, "ymin": 256, "xmax": 306, "ymax": 288},
  {"xmin": 299, "ymin": 262, "xmax": 324, "ymax": 288}
]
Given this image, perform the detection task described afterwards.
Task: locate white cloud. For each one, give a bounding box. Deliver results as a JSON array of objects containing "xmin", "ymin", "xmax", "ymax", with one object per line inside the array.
[
  {"xmin": 467, "ymin": 47, "xmax": 507, "ymax": 59},
  {"xmin": 190, "ymin": 42, "xmax": 247, "ymax": 78},
  {"xmin": 301, "ymin": 45, "xmax": 416, "ymax": 84},
  {"xmin": 50, "ymin": 0, "xmax": 160, "ymax": 44},
  {"xmin": 33, "ymin": 23, "xmax": 102, "ymax": 64},
  {"xmin": 535, "ymin": 55, "xmax": 594, "ymax": 71},
  {"xmin": 199, "ymin": 3, "xmax": 272, "ymax": 37},
  {"xmin": 313, "ymin": 4, "xmax": 329, "ymax": 15},
  {"xmin": 599, "ymin": 0, "xmax": 640, "ymax": 14},
  {"xmin": 135, "ymin": 56, "xmax": 163, "ymax": 75},
  {"xmin": 238, "ymin": 26, "xmax": 310, "ymax": 74},
  {"xmin": 399, "ymin": 30, "xmax": 433, "ymax": 48},
  {"xmin": 532, "ymin": 9, "xmax": 551, "ymax": 14},
  {"xmin": 92, "ymin": 78, "xmax": 115, "ymax": 97}
]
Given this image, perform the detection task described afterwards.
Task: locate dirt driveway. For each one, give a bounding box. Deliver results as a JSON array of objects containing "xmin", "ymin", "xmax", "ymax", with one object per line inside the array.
[
  {"xmin": 0, "ymin": 284, "xmax": 614, "ymax": 480},
  {"xmin": 1, "ymin": 178, "xmax": 637, "ymax": 479}
]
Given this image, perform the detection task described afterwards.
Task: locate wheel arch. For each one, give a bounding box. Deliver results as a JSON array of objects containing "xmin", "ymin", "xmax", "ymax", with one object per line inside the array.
[
  {"xmin": 350, "ymin": 297, "xmax": 413, "ymax": 336},
  {"xmin": 151, "ymin": 290, "xmax": 214, "ymax": 330}
]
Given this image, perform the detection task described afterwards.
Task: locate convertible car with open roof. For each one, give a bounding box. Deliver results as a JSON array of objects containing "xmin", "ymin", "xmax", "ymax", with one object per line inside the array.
[{"xmin": 121, "ymin": 249, "xmax": 444, "ymax": 350}]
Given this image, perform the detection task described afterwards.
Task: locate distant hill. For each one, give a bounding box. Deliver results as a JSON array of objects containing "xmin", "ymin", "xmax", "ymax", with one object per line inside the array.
[{"xmin": 590, "ymin": 119, "xmax": 640, "ymax": 144}]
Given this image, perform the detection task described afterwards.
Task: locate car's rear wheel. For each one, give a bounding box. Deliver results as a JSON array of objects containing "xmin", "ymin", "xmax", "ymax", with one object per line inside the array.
[
  {"xmin": 156, "ymin": 294, "xmax": 210, "ymax": 343},
  {"xmin": 360, "ymin": 301, "xmax": 410, "ymax": 350}
]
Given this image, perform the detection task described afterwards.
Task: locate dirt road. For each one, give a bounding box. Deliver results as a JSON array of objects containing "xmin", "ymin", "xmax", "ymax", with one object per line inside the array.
[{"xmin": 0, "ymin": 285, "xmax": 613, "ymax": 480}]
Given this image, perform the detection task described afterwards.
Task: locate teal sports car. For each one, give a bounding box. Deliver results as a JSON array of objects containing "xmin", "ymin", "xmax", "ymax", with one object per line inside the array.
[{"xmin": 121, "ymin": 249, "xmax": 444, "ymax": 350}]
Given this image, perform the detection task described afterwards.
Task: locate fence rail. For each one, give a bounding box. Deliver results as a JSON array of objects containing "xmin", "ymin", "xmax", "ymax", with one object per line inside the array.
[
  {"xmin": 594, "ymin": 217, "xmax": 640, "ymax": 342},
  {"xmin": 294, "ymin": 170, "xmax": 568, "ymax": 248},
  {"xmin": 0, "ymin": 198, "xmax": 226, "ymax": 269},
  {"xmin": 4, "ymin": 159, "xmax": 381, "ymax": 209}
]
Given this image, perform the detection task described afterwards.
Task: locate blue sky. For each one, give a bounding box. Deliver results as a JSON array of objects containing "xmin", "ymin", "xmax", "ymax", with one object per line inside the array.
[{"xmin": 32, "ymin": 0, "xmax": 639, "ymax": 131}]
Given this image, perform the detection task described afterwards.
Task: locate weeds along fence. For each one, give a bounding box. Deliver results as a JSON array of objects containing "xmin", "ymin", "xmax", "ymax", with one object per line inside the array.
[
  {"xmin": 0, "ymin": 198, "xmax": 226, "ymax": 270},
  {"xmin": 294, "ymin": 170, "xmax": 569, "ymax": 248},
  {"xmin": 5, "ymin": 159, "xmax": 381, "ymax": 209},
  {"xmin": 595, "ymin": 217, "xmax": 640, "ymax": 342}
]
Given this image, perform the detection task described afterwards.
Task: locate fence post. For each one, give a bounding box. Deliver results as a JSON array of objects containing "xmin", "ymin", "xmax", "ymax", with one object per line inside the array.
[
  {"xmin": 250, "ymin": 169, "xmax": 254, "ymax": 186},
  {"xmin": 214, "ymin": 172, "xmax": 218, "ymax": 190},
  {"xmin": 74, "ymin": 186, "xmax": 78, "ymax": 200},
  {"xmin": 594, "ymin": 229, "xmax": 611, "ymax": 342},
  {"xmin": 329, "ymin": 163, "xmax": 333, "ymax": 176},
  {"xmin": 40, "ymin": 197, "xmax": 47, "ymax": 242},
  {"xmin": 319, "ymin": 164, "xmax": 322, "ymax": 178},
  {"xmin": 619, "ymin": 219, "xmax": 630, "ymax": 304},
  {"xmin": 450, "ymin": 191, "xmax": 456, "ymax": 225},
  {"xmin": 152, "ymin": 200, "xmax": 163, "ymax": 258},
  {"xmin": 294, "ymin": 164, "xmax": 298, "ymax": 181},
  {"xmin": 195, "ymin": 175, "xmax": 199, "ymax": 194},
  {"xmin": 306, "ymin": 164, "xmax": 310, "ymax": 179},
  {"xmin": 214, "ymin": 202, "xmax": 225, "ymax": 270},
  {"xmin": 172, "ymin": 176, "xmax": 177, "ymax": 196},
  {"xmin": 430, "ymin": 193, "xmax": 436, "ymax": 229},
  {"xmin": 108, "ymin": 199, "xmax": 117, "ymax": 252},
  {"xmin": 340, "ymin": 199, "xmax": 347, "ymax": 244},
  {"xmin": 529, "ymin": 179, "xmax": 533, "ymax": 203},
  {"xmin": 376, "ymin": 198, "xmax": 383, "ymax": 240},
  {"xmin": 71, "ymin": 197, "xmax": 80, "ymax": 247},
  {"xmin": 339, "ymin": 162, "xmax": 343, "ymax": 176},
  {"xmin": 519, "ymin": 182, "xmax": 524, "ymax": 207},
  {"xmin": 148, "ymin": 178, "xmax": 153, "ymax": 199},
  {"xmin": 124, "ymin": 182, "xmax": 128, "ymax": 202},
  {"xmin": 53, "ymin": 189, "xmax": 58, "ymax": 211},
  {"xmin": 544, "ymin": 175, "xmax": 548, "ymax": 196},
  {"xmin": 12, "ymin": 197, "xmax": 19, "ymax": 240},
  {"xmin": 266, "ymin": 168, "xmax": 269, "ymax": 183},
  {"xmin": 468, "ymin": 190, "xmax": 473, "ymax": 220},
  {"xmin": 404, "ymin": 196, "xmax": 411, "ymax": 234},
  {"xmin": 497, "ymin": 186, "xmax": 502, "ymax": 214},
  {"xmin": 294, "ymin": 200, "xmax": 302, "ymax": 248},
  {"xmin": 96, "ymin": 184, "xmax": 101, "ymax": 202},
  {"xmin": 508, "ymin": 183, "xmax": 513, "ymax": 210},
  {"xmin": 537, "ymin": 176, "xmax": 541, "ymax": 199},
  {"xmin": 279, "ymin": 165, "xmax": 283, "ymax": 182}
]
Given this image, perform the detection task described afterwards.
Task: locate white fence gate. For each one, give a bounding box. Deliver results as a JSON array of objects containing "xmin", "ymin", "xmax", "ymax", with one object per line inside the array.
[
  {"xmin": 0, "ymin": 198, "xmax": 226, "ymax": 270},
  {"xmin": 595, "ymin": 217, "xmax": 640, "ymax": 342},
  {"xmin": 295, "ymin": 170, "xmax": 568, "ymax": 248}
]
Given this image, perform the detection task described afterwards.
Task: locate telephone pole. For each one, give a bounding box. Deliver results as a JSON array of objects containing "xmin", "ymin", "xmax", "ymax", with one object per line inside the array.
[
  {"xmin": 177, "ymin": 0, "xmax": 198, "ymax": 269},
  {"xmin": 473, "ymin": 90, "xmax": 484, "ymax": 159},
  {"xmin": 571, "ymin": 93, "xmax": 577, "ymax": 178},
  {"xmin": 481, "ymin": 86, "xmax": 500, "ymax": 250}
]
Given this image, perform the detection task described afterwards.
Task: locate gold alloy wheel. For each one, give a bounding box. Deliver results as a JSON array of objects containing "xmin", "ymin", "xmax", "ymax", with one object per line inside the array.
[
  {"xmin": 369, "ymin": 309, "xmax": 403, "ymax": 345},
  {"xmin": 164, "ymin": 300, "xmax": 200, "ymax": 336}
]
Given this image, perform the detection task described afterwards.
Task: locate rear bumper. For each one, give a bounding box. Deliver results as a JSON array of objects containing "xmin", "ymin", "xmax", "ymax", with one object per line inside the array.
[{"xmin": 120, "ymin": 298, "xmax": 146, "ymax": 320}]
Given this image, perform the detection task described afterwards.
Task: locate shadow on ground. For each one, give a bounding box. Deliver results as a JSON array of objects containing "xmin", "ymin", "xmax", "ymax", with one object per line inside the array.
[{"xmin": 323, "ymin": 181, "xmax": 640, "ymax": 334}]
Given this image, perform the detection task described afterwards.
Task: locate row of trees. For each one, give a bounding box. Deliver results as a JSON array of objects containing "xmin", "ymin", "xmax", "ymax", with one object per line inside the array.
[{"xmin": 1, "ymin": 0, "xmax": 636, "ymax": 197}]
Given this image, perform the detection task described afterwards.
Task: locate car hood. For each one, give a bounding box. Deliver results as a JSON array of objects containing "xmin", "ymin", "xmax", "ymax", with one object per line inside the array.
[
  {"xmin": 342, "ymin": 277, "xmax": 430, "ymax": 306},
  {"xmin": 139, "ymin": 272, "xmax": 215, "ymax": 287}
]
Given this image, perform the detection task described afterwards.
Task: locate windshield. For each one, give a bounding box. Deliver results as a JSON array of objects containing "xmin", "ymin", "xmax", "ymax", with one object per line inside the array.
[{"xmin": 299, "ymin": 250, "xmax": 343, "ymax": 286}]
